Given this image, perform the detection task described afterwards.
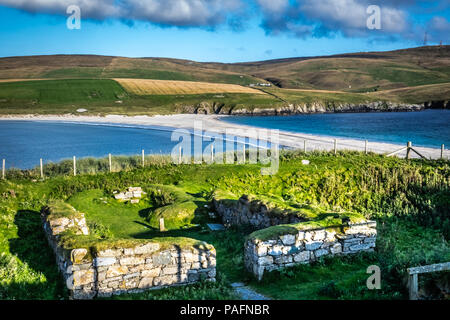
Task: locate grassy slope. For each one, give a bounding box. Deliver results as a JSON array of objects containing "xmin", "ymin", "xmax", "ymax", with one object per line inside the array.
[
  {"xmin": 0, "ymin": 152, "xmax": 449, "ymax": 299},
  {"xmin": 0, "ymin": 79, "xmax": 281, "ymax": 115},
  {"xmin": 0, "ymin": 46, "xmax": 449, "ymax": 115}
]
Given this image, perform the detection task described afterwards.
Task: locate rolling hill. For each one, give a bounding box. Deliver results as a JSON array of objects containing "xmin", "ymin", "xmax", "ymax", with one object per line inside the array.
[{"xmin": 0, "ymin": 46, "xmax": 449, "ymax": 115}]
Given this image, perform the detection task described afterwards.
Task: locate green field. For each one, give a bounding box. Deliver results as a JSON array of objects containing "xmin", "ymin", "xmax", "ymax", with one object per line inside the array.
[
  {"xmin": 0, "ymin": 79, "xmax": 283, "ymax": 115},
  {"xmin": 0, "ymin": 151, "xmax": 449, "ymax": 300}
]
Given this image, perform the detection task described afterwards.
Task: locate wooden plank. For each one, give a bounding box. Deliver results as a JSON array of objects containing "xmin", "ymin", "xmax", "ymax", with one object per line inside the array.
[
  {"xmin": 410, "ymin": 147, "xmax": 429, "ymax": 160},
  {"xmin": 407, "ymin": 262, "xmax": 450, "ymax": 275},
  {"xmin": 385, "ymin": 147, "xmax": 407, "ymax": 157}
]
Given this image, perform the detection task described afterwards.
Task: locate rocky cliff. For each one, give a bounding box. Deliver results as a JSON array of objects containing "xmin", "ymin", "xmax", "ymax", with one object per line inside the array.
[{"xmin": 176, "ymin": 100, "xmax": 435, "ymax": 116}]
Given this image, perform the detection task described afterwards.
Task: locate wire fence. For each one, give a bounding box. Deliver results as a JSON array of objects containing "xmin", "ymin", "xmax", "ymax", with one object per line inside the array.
[{"xmin": 1, "ymin": 139, "xmax": 448, "ymax": 180}]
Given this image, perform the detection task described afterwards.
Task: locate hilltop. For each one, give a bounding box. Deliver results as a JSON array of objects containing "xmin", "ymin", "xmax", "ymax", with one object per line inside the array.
[{"xmin": 0, "ymin": 46, "xmax": 449, "ymax": 115}]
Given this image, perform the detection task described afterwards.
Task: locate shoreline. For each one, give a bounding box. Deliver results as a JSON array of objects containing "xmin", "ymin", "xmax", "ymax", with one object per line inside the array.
[{"xmin": 0, "ymin": 113, "xmax": 447, "ymax": 160}]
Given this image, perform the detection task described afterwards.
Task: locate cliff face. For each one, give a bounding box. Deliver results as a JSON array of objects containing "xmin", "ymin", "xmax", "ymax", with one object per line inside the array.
[{"xmin": 176, "ymin": 100, "xmax": 429, "ymax": 116}]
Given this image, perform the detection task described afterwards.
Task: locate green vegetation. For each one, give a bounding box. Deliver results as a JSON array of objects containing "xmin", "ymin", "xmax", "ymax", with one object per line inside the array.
[
  {"xmin": 0, "ymin": 151, "xmax": 449, "ymax": 299},
  {"xmin": 0, "ymin": 79, "xmax": 281, "ymax": 115}
]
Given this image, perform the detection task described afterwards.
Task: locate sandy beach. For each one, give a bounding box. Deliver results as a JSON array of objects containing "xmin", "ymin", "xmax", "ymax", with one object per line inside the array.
[{"xmin": 0, "ymin": 113, "xmax": 447, "ymax": 160}]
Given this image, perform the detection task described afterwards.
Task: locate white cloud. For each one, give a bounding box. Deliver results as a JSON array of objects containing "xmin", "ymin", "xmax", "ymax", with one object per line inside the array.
[{"xmin": 0, "ymin": 0, "xmax": 243, "ymax": 27}]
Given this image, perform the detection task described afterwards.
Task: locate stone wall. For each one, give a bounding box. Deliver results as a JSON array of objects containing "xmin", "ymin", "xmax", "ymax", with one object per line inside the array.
[
  {"xmin": 213, "ymin": 195, "xmax": 303, "ymax": 229},
  {"xmin": 244, "ymin": 221, "xmax": 377, "ymax": 280},
  {"xmin": 42, "ymin": 203, "xmax": 216, "ymax": 299}
]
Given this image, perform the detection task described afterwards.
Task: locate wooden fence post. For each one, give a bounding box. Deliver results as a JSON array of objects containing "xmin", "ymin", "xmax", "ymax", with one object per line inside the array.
[
  {"xmin": 73, "ymin": 156, "xmax": 76, "ymax": 176},
  {"xmin": 211, "ymin": 145, "xmax": 214, "ymax": 163},
  {"xmin": 304, "ymin": 140, "xmax": 307, "ymax": 153},
  {"xmin": 40, "ymin": 158, "xmax": 44, "ymax": 179},
  {"xmin": 159, "ymin": 218, "xmax": 165, "ymax": 232},
  {"xmin": 406, "ymin": 141, "xmax": 412, "ymax": 159},
  {"xmin": 408, "ymin": 273, "xmax": 419, "ymax": 300},
  {"xmin": 179, "ymin": 146, "xmax": 182, "ymax": 164},
  {"xmin": 365, "ymin": 140, "xmax": 368, "ymax": 154},
  {"xmin": 334, "ymin": 139, "xmax": 337, "ymax": 155},
  {"xmin": 142, "ymin": 149, "xmax": 145, "ymax": 167},
  {"xmin": 243, "ymin": 144, "xmax": 246, "ymax": 163},
  {"xmin": 2, "ymin": 159, "xmax": 5, "ymax": 180},
  {"xmin": 109, "ymin": 153, "xmax": 112, "ymax": 173},
  {"xmin": 441, "ymin": 144, "xmax": 445, "ymax": 160}
]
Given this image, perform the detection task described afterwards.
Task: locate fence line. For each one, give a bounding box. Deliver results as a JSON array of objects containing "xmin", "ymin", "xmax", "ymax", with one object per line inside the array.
[{"xmin": 0, "ymin": 139, "xmax": 448, "ymax": 180}]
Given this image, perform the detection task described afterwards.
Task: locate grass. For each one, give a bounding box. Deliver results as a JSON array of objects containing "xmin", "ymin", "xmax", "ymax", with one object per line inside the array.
[
  {"xmin": 0, "ymin": 151, "xmax": 448, "ymax": 299},
  {"xmin": 0, "ymin": 79, "xmax": 280, "ymax": 115},
  {"xmin": 67, "ymin": 189, "xmax": 152, "ymax": 238}
]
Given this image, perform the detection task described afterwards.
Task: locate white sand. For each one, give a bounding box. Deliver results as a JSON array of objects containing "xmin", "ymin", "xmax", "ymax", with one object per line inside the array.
[{"xmin": 0, "ymin": 113, "xmax": 447, "ymax": 160}]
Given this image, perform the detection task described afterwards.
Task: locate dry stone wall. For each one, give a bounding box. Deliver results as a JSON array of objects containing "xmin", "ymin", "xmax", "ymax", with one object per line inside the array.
[
  {"xmin": 42, "ymin": 204, "xmax": 216, "ymax": 299},
  {"xmin": 213, "ymin": 195, "xmax": 303, "ymax": 229},
  {"xmin": 245, "ymin": 221, "xmax": 377, "ymax": 280}
]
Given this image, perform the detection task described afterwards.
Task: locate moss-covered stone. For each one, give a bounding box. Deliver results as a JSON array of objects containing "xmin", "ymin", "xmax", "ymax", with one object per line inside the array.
[
  {"xmin": 147, "ymin": 201, "xmax": 198, "ymax": 230},
  {"xmin": 247, "ymin": 212, "xmax": 367, "ymax": 241}
]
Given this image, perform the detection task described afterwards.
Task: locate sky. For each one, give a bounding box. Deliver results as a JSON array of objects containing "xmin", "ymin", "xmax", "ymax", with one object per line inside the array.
[{"xmin": 0, "ymin": 0, "xmax": 449, "ymax": 63}]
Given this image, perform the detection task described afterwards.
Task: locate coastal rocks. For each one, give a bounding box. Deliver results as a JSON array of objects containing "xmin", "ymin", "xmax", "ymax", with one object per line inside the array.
[
  {"xmin": 177, "ymin": 100, "xmax": 425, "ymax": 116},
  {"xmin": 245, "ymin": 221, "xmax": 377, "ymax": 280}
]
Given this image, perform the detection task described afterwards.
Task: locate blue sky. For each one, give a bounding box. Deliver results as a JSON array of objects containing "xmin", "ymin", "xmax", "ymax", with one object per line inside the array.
[{"xmin": 0, "ymin": 1, "xmax": 449, "ymax": 63}]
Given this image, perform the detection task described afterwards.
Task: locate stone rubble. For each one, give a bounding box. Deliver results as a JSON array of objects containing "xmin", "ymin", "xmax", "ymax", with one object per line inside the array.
[{"xmin": 114, "ymin": 187, "xmax": 146, "ymax": 203}]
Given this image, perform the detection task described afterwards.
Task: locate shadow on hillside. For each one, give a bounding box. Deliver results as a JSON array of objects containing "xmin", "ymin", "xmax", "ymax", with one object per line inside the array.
[{"xmin": 8, "ymin": 210, "xmax": 66, "ymax": 299}]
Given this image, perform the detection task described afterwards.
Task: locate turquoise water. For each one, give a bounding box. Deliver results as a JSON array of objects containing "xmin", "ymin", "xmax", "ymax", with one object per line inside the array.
[
  {"xmin": 222, "ymin": 110, "xmax": 450, "ymax": 148},
  {"xmin": 0, "ymin": 110, "xmax": 448, "ymax": 169},
  {"xmin": 0, "ymin": 121, "xmax": 256, "ymax": 169}
]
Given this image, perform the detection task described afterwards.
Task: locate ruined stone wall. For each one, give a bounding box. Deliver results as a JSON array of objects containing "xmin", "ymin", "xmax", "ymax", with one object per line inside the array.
[
  {"xmin": 213, "ymin": 195, "xmax": 303, "ymax": 229},
  {"xmin": 244, "ymin": 221, "xmax": 377, "ymax": 280},
  {"xmin": 42, "ymin": 206, "xmax": 216, "ymax": 299}
]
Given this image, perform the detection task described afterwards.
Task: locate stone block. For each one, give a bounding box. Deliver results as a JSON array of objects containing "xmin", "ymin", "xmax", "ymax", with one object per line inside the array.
[
  {"xmin": 153, "ymin": 251, "xmax": 172, "ymax": 266},
  {"xmin": 293, "ymin": 251, "xmax": 310, "ymax": 262},
  {"xmin": 120, "ymin": 257, "xmax": 145, "ymax": 266},
  {"xmin": 280, "ymin": 234, "xmax": 296, "ymax": 245},
  {"xmin": 97, "ymin": 248, "xmax": 123, "ymax": 257},
  {"xmin": 313, "ymin": 230, "xmax": 326, "ymax": 241},
  {"xmin": 162, "ymin": 266, "xmax": 178, "ymax": 275},
  {"xmin": 268, "ymin": 245, "xmax": 283, "ymax": 256},
  {"xmin": 275, "ymin": 255, "xmax": 293, "ymax": 265},
  {"xmin": 349, "ymin": 243, "xmax": 373, "ymax": 251},
  {"xmin": 138, "ymin": 277, "xmax": 154, "ymax": 289},
  {"xmin": 70, "ymin": 249, "xmax": 87, "ymax": 263},
  {"xmin": 330, "ymin": 243, "xmax": 342, "ymax": 254},
  {"xmin": 106, "ymin": 265, "xmax": 128, "ymax": 278},
  {"xmin": 314, "ymin": 248, "xmax": 329, "ymax": 258},
  {"xmin": 94, "ymin": 257, "xmax": 116, "ymax": 267},
  {"xmin": 305, "ymin": 241, "xmax": 322, "ymax": 251},
  {"xmin": 142, "ymin": 268, "xmax": 161, "ymax": 278},
  {"xmin": 258, "ymin": 255, "xmax": 274, "ymax": 266},
  {"xmin": 297, "ymin": 231, "xmax": 305, "ymax": 240},
  {"xmin": 154, "ymin": 275, "xmax": 177, "ymax": 286},
  {"xmin": 73, "ymin": 269, "xmax": 95, "ymax": 286},
  {"xmin": 255, "ymin": 245, "xmax": 268, "ymax": 256}
]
